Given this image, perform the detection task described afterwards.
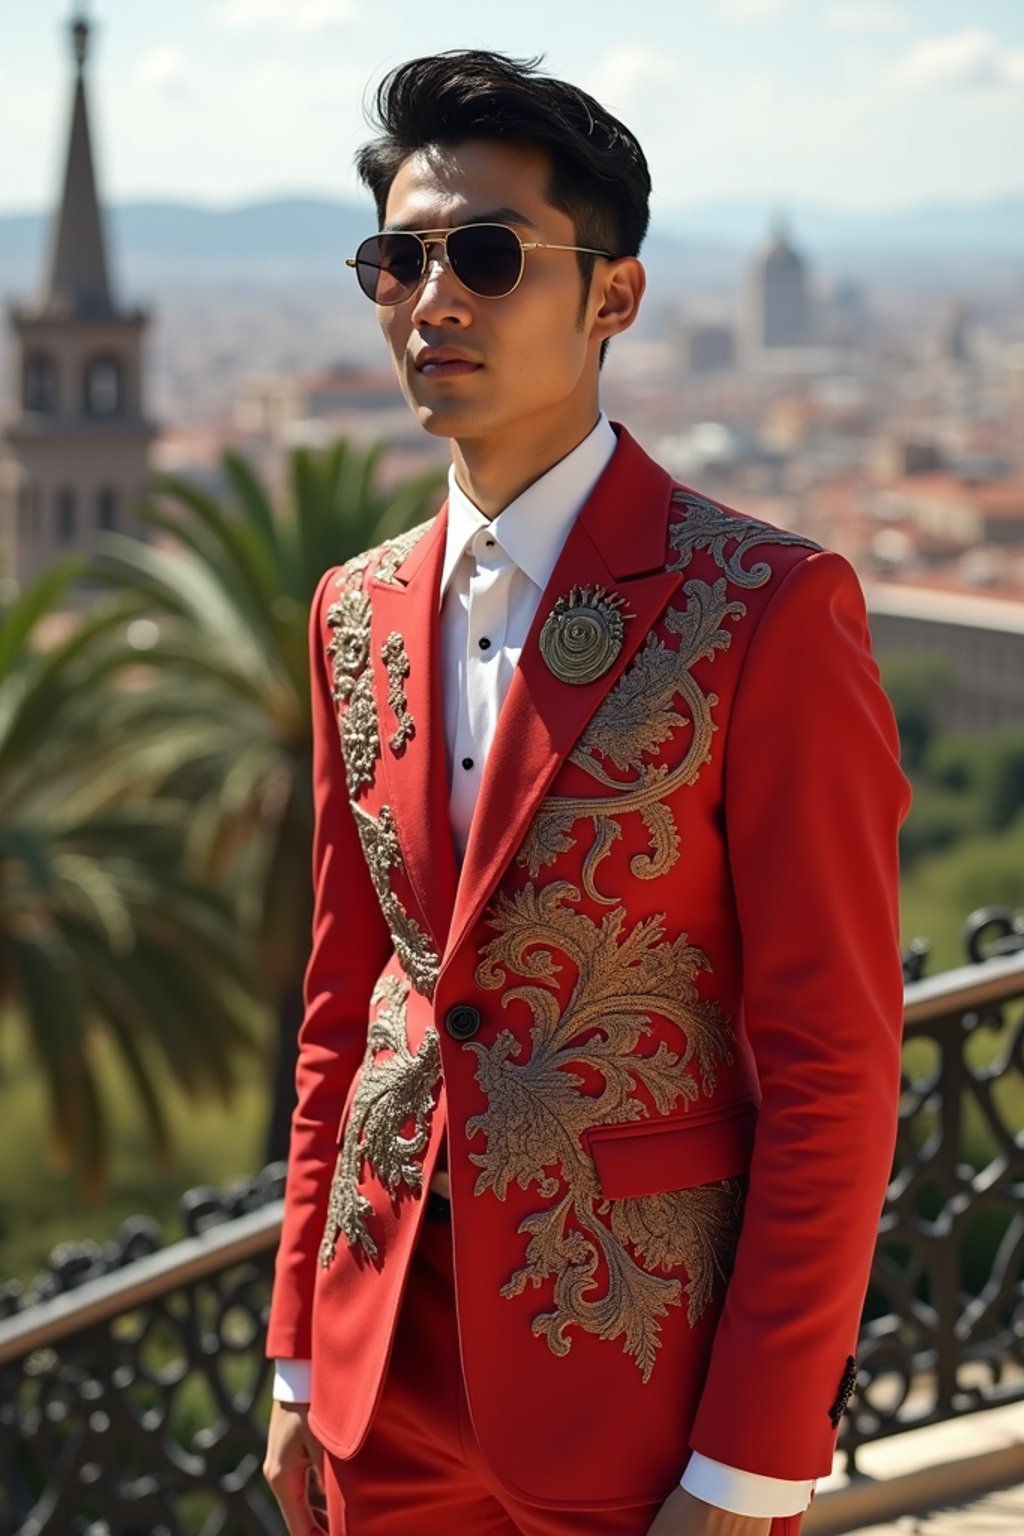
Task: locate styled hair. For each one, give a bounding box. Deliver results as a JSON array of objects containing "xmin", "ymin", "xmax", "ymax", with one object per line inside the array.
[{"xmin": 355, "ymin": 49, "xmax": 652, "ymax": 281}]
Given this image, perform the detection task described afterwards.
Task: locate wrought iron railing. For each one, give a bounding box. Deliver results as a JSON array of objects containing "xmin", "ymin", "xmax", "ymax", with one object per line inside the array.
[
  {"xmin": 845, "ymin": 948, "xmax": 1024, "ymax": 1472},
  {"xmin": 2, "ymin": 951, "xmax": 1024, "ymax": 1530},
  {"xmin": 0, "ymin": 1170, "xmax": 286, "ymax": 1535}
]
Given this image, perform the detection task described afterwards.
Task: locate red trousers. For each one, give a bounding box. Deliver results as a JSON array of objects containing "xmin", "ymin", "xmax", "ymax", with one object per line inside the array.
[{"xmin": 324, "ymin": 1211, "xmax": 803, "ymax": 1535}]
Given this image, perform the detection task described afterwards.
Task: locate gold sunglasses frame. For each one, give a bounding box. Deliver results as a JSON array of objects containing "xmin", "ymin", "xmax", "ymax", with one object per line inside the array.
[{"xmin": 345, "ymin": 222, "xmax": 615, "ymax": 305}]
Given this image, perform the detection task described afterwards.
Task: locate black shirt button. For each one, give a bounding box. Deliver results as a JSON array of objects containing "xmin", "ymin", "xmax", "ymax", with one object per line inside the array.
[
  {"xmin": 461, "ymin": 756, "xmax": 474, "ymax": 770},
  {"xmin": 444, "ymin": 1004, "xmax": 481, "ymax": 1040},
  {"xmin": 479, "ymin": 637, "xmax": 491, "ymax": 650}
]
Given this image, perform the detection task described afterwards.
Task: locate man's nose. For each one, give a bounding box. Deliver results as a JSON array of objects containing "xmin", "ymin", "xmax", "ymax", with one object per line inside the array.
[{"xmin": 410, "ymin": 248, "xmax": 472, "ymax": 328}]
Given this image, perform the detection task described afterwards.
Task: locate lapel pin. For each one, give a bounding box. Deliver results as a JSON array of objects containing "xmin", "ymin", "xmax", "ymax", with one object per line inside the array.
[{"xmin": 539, "ymin": 585, "xmax": 630, "ymax": 686}]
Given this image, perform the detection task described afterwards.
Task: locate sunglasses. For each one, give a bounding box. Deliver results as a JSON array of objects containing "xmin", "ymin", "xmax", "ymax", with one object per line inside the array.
[{"xmin": 347, "ymin": 222, "xmax": 614, "ymax": 306}]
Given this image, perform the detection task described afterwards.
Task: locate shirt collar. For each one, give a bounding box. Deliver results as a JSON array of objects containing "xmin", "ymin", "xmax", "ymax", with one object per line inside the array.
[{"xmin": 440, "ymin": 413, "xmax": 618, "ymax": 599}]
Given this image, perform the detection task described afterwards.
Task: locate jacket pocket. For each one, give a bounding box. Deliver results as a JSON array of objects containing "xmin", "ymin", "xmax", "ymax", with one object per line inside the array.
[{"xmin": 585, "ymin": 1097, "xmax": 758, "ymax": 1200}]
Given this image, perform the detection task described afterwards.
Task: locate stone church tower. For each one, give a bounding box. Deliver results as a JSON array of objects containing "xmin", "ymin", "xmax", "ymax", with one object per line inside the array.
[{"xmin": 0, "ymin": 10, "xmax": 155, "ymax": 590}]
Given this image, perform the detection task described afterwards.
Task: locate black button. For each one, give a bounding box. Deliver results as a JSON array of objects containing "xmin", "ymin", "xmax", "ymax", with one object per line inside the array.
[
  {"xmin": 478, "ymin": 636, "xmax": 491, "ymax": 650},
  {"xmin": 461, "ymin": 756, "xmax": 474, "ymax": 770},
  {"xmin": 485, "ymin": 538, "xmax": 495, "ymax": 547},
  {"xmin": 444, "ymin": 1004, "xmax": 481, "ymax": 1040}
]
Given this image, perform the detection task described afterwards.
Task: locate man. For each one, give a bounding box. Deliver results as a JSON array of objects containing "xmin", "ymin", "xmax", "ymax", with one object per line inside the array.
[{"xmin": 263, "ymin": 49, "xmax": 909, "ymax": 1536}]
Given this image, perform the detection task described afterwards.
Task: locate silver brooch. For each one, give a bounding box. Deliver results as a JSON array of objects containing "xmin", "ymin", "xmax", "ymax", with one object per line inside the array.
[{"xmin": 538, "ymin": 586, "xmax": 630, "ymax": 686}]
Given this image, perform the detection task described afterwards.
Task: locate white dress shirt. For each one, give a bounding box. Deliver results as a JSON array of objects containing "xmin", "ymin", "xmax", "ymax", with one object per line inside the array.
[{"xmin": 274, "ymin": 413, "xmax": 813, "ymax": 1518}]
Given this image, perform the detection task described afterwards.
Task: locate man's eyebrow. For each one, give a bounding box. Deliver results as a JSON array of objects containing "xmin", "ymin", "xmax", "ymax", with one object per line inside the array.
[{"xmin": 382, "ymin": 207, "xmax": 538, "ymax": 232}]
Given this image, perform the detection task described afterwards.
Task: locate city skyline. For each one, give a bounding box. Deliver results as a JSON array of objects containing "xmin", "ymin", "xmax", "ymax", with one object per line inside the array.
[{"xmin": 1, "ymin": 1, "xmax": 1023, "ymax": 218}]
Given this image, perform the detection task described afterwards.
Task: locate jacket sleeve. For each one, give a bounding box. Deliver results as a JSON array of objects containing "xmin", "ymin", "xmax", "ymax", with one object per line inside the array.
[
  {"xmin": 266, "ymin": 565, "xmax": 393, "ymax": 1360},
  {"xmin": 689, "ymin": 548, "xmax": 911, "ymax": 1480}
]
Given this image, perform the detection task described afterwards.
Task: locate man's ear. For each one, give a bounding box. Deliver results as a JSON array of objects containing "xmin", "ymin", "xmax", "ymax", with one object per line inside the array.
[{"xmin": 590, "ymin": 257, "xmax": 646, "ymax": 345}]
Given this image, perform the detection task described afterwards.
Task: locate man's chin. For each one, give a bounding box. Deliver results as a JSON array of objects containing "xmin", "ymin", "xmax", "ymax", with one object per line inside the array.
[{"xmin": 412, "ymin": 400, "xmax": 482, "ymax": 438}]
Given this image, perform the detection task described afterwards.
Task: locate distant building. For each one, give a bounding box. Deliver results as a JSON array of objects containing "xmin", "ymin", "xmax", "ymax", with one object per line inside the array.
[
  {"xmin": 681, "ymin": 323, "xmax": 736, "ymax": 374},
  {"xmin": 873, "ymin": 474, "xmax": 1024, "ymax": 549},
  {"xmin": 876, "ymin": 437, "xmax": 945, "ymax": 480},
  {"xmin": 932, "ymin": 299, "xmax": 972, "ymax": 368},
  {"xmin": 867, "ymin": 583, "xmax": 1024, "ymax": 730},
  {"xmin": 742, "ymin": 219, "xmax": 811, "ymax": 356},
  {"xmin": 817, "ymin": 277, "xmax": 869, "ymax": 349},
  {"xmin": 232, "ymin": 365, "xmax": 445, "ymax": 489},
  {"xmin": 0, "ymin": 11, "xmax": 155, "ymax": 591}
]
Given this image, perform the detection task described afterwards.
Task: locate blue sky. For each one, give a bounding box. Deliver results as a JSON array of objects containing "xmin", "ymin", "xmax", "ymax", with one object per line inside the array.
[{"xmin": 1, "ymin": 0, "xmax": 1022, "ymax": 216}]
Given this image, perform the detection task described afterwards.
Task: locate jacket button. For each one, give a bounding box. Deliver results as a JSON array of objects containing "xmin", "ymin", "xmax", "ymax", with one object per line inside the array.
[{"xmin": 444, "ymin": 1004, "xmax": 481, "ymax": 1040}]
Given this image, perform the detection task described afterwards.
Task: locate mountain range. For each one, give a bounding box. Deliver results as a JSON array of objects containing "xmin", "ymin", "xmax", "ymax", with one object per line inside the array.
[{"xmin": 0, "ymin": 192, "xmax": 1020, "ymax": 301}]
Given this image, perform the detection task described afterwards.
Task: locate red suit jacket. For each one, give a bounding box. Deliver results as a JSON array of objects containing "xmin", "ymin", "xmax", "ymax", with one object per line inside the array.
[{"xmin": 267, "ymin": 426, "xmax": 910, "ymax": 1512}]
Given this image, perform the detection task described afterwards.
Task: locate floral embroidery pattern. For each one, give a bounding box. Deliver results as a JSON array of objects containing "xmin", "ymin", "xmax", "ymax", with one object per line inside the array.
[
  {"xmin": 326, "ymin": 585, "xmax": 379, "ymax": 798},
  {"xmin": 668, "ymin": 491, "xmax": 819, "ymax": 589},
  {"xmin": 519, "ymin": 578, "xmax": 743, "ymax": 902},
  {"xmin": 519, "ymin": 503, "xmax": 818, "ymax": 903},
  {"xmin": 465, "ymin": 881, "xmax": 740, "ymax": 1381},
  {"xmin": 374, "ymin": 519, "xmax": 433, "ymax": 585},
  {"xmin": 353, "ymin": 804, "xmax": 440, "ymax": 1000},
  {"xmin": 323, "ymin": 525, "xmax": 441, "ymax": 998},
  {"xmin": 320, "ymin": 974, "xmax": 441, "ymax": 1265},
  {"xmin": 381, "ymin": 631, "xmax": 415, "ymax": 753}
]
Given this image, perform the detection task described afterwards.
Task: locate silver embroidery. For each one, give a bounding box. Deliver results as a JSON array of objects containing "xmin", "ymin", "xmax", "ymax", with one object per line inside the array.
[
  {"xmin": 519, "ymin": 579, "xmax": 744, "ymax": 901},
  {"xmin": 669, "ymin": 492, "xmax": 819, "ymax": 589}
]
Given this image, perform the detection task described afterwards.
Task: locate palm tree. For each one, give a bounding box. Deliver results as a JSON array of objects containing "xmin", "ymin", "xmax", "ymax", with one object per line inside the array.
[
  {"xmin": 0, "ymin": 559, "xmax": 260, "ymax": 1197},
  {"xmin": 87, "ymin": 438, "xmax": 445, "ymax": 1159}
]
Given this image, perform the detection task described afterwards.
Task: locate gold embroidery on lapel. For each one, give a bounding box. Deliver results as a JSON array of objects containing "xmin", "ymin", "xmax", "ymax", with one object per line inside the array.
[
  {"xmin": 669, "ymin": 491, "xmax": 820, "ymax": 589},
  {"xmin": 374, "ymin": 519, "xmax": 434, "ymax": 585},
  {"xmin": 381, "ymin": 631, "xmax": 415, "ymax": 752},
  {"xmin": 353, "ymin": 804, "xmax": 440, "ymax": 999},
  {"xmin": 323, "ymin": 524, "xmax": 440, "ymax": 992},
  {"xmin": 519, "ymin": 579, "xmax": 743, "ymax": 902},
  {"xmin": 326, "ymin": 584, "xmax": 379, "ymax": 798},
  {"xmin": 320, "ymin": 974, "xmax": 441, "ymax": 1266},
  {"xmin": 465, "ymin": 880, "xmax": 736, "ymax": 1381}
]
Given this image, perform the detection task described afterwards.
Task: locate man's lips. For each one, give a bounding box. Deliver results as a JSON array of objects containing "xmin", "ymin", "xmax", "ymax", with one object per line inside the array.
[{"xmin": 413, "ymin": 349, "xmax": 482, "ymax": 379}]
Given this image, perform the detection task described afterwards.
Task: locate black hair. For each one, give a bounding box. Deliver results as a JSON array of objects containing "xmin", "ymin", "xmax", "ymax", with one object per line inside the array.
[{"xmin": 356, "ymin": 49, "xmax": 651, "ymax": 301}]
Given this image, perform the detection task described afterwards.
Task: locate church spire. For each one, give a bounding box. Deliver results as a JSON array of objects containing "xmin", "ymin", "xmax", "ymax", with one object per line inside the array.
[{"xmin": 42, "ymin": 6, "xmax": 114, "ymax": 317}]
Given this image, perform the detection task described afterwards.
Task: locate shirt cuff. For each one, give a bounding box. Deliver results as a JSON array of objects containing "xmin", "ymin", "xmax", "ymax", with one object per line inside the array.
[
  {"xmin": 272, "ymin": 1358, "xmax": 312, "ymax": 1403},
  {"xmin": 681, "ymin": 1453, "xmax": 815, "ymax": 1517}
]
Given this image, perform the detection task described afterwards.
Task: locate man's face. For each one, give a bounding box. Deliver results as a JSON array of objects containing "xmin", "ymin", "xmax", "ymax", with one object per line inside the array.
[{"xmin": 375, "ymin": 138, "xmax": 611, "ymax": 444}]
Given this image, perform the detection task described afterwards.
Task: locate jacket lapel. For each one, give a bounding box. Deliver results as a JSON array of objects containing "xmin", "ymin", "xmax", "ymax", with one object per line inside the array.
[
  {"xmin": 442, "ymin": 427, "xmax": 682, "ymax": 972},
  {"xmin": 368, "ymin": 510, "xmax": 459, "ymax": 958}
]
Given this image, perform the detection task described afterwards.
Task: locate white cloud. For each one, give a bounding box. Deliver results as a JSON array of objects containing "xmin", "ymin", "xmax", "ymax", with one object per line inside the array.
[
  {"xmin": 214, "ymin": 0, "xmax": 356, "ymax": 33},
  {"xmin": 587, "ymin": 45, "xmax": 682, "ymax": 117},
  {"xmin": 138, "ymin": 46, "xmax": 195, "ymax": 99},
  {"xmin": 718, "ymin": 0, "xmax": 796, "ymax": 18},
  {"xmin": 826, "ymin": 3, "xmax": 908, "ymax": 33},
  {"xmin": 893, "ymin": 29, "xmax": 1024, "ymax": 90}
]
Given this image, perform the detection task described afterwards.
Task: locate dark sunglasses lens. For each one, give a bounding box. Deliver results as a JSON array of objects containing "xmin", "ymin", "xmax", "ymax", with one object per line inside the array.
[
  {"xmin": 354, "ymin": 234, "xmax": 424, "ymax": 304},
  {"xmin": 448, "ymin": 225, "xmax": 523, "ymax": 297}
]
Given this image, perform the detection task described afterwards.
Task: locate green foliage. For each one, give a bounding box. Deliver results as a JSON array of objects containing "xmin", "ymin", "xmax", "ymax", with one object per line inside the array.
[
  {"xmin": 892, "ymin": 662, "xmax": 1024, "ymax": 872},
  {"xmin": 898, "ymin": 781, "xmax": 979, "ymax": 867},
  {"xmin": 86, "ymin": 439, "xmax": 444, "ymax": 1003},
  {"xmin": 880, "ymin": 651, "xmax": 953, "ymax": 771},
  {"xmin": 0, "ymin": 1009, "xmax": 267, "ymax": 1284},
  {"xmin": 0, "ymin": 565, "xmax": 263, "ymax": 1198},
  {"xmin": 0, "ymin": 437, "xmax": 443, "ymax": 1197},
  {"xmin": 901, "ymin": 811, "xmax": 1024, "ymax": 971}
]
